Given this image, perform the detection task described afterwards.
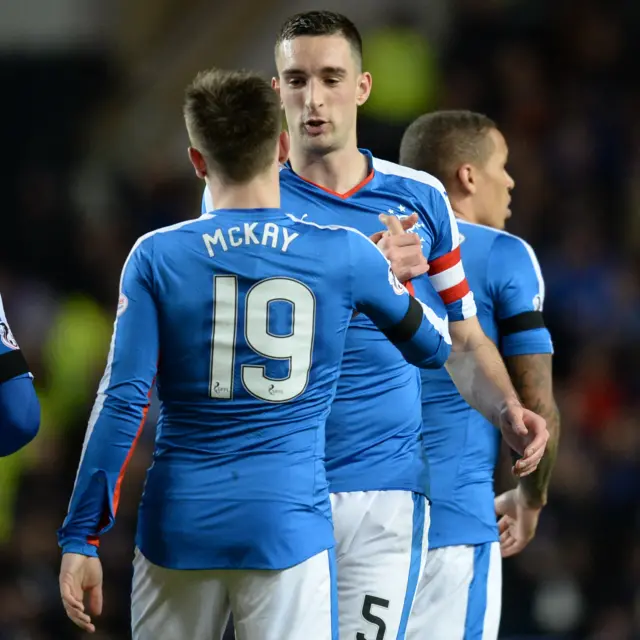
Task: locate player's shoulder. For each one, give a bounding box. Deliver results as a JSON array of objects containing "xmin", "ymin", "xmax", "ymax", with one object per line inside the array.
[
  {"xmin": 285, "ymin": 213, "xmax": 368, "ymax": 242},
  {"xmin": 129, "ymin": 215, "xmax": 215, "ymax": 259},
  {"xmin": 278, "ymin": 163, "xmax": 297, "ymax": 186},
  {"xmin": 458, "ymin": 220, "xmax": 541, "ymax": 276},
  {"xmin": 372, "ymin": 156, "xmax": 448, "ymax": 199},
  {"xmin": 458, "ymin": 219, "xmax": 533, "ymax": 251},
  {"xmin": 284, "ymin": 213, "xmax": 377, "ymax": 259}
]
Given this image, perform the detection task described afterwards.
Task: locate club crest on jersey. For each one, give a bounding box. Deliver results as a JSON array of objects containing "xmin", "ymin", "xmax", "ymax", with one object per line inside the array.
[
  {"xmin": 117, "ymin": 294, "xmax": 128, "ymax": 317},
  {"xmin": 387, "ymin": 206, "xmax": 426, "ymax": 244},
  {"xmin": 388, "ymin": 268, "xmax": 406, "ymax": 295},
  {"xmin": 0, "ymin": 321, "xmax": 19, "ymax": 350}
]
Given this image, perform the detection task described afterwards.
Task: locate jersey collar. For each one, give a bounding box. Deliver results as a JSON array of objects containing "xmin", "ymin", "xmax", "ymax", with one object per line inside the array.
[{"xmin": 283, "ymin": 149, "xmax": 375, "ymax": 200}]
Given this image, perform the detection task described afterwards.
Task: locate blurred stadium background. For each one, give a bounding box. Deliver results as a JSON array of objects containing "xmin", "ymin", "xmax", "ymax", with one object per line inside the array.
[{"xmin": 1, "ymin": 0, "xmax": 639, "ymax": 638}]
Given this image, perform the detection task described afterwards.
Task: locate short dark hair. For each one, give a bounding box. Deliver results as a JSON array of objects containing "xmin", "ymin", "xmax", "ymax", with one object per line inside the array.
[
  {"xmin": 275, "ymin": 10, "xmax": 363, "ymax": 64},
  {"xmin": 399, "ymin": 110, "xmax": 497, "ymax": 190},
  {"xmin": 183, "ymin": 68, "xmax": 281, "ymax": 183}
]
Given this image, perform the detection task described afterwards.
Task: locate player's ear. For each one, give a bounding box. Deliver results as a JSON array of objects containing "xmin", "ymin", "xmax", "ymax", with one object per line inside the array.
[
  {"xmin": 457, "ymin": 163, "xmax": 476, "ymax": 196},
  {"xmin": 188, "ymin": 147, "xmax": 207, "ymax": 180},
  {"xmin": 355, "ymin": 71, "xmax": 372, "ymax": 107},
  {"xmin": 272, "ymin": 77, "xmax": 285, "ymax": 111},
  {"xmin": 277, "ymin": 130, "xmax": 290, "ymax": 165}
]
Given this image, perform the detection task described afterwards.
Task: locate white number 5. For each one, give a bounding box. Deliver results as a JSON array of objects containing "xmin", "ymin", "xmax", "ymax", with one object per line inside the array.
[{"xmin": 209, "ymin": 276, "xmax": 316, "ymax": 402}]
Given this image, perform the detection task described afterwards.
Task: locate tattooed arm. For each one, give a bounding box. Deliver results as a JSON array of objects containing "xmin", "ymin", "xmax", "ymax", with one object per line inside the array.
[
  {"xmin": 505, "ymin": 353, "xmax": 560, "ymax": 507},
  {"xmin": 494, "ymin": 352, "xmax": 559, "ymax": 557},
  {"xmin": 487, "ymin": 233, "xmax": 559, "ymax": 556}
]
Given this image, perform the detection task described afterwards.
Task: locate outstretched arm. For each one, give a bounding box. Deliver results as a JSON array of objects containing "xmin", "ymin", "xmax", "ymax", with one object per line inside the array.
[
  {"xmin": 348, "ymin": 215, "xmax": 451, "ymax": 370},
  {"xmin": 445, "ymin": 318, "xmax": 549, "ymax": 477}
]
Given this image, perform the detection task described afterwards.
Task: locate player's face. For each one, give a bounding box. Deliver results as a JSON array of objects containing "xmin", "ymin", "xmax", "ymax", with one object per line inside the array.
[
  {"xmin": 274, "ymin": 35, "xmax": 371, "ymax": 156},
  {"xmin": 475, "ymin": 128, "xmax": 515, "ymax": 229}
]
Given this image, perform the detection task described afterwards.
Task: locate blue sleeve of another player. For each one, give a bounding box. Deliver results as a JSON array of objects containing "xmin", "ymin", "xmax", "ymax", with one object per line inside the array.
[
  {"xmin": 487, "ymin": 233, "xmax": 553, "ymax": 357},
  {"xmin": 347, "ymin": 230, "xmax": 451, "ymax": 368},
  {"xmin": 0, "ymin": 376, "xmax": 40, "ymax": 457},
  {"xmin": 57, "ymin": 238, "xmax": 159, "ymax": 557},
  {"xmin": 0, "ymin": 294, "xmax": 40, "ymax": 456}
]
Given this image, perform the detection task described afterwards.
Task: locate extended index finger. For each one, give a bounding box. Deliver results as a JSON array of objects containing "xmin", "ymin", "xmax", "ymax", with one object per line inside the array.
[{"xmin": 379, "ymin": 214, "xmax": 405, "ymax": 236}]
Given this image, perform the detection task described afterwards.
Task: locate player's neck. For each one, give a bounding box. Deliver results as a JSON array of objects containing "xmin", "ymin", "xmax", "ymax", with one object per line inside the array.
[
  {"xmin": 206, "ymin": 172, "xmax": 280, "ymax": 211},
  {"xmin": 289, "ymin": 144, "xmax": 369, "ymax": 195},
  {"xmin": 452, "ymin": 202, "xmax": 479, "ymax": 225}
]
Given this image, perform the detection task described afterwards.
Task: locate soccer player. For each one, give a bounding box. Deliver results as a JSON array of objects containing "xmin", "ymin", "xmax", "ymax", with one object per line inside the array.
[
  {"xmin": 57, "ymin": 68, "xmax": 454, "ymax": 640},
  {"xmin": 203, "ymin": 12, "xmax": 548, "ymax": 639},
  {"xmin": 399, "ymin": 110, "xmax": 561, "ymax": 639},
  {"xmin": 0, "ymin": 293, "xmax": 40, "ymax": 456}
]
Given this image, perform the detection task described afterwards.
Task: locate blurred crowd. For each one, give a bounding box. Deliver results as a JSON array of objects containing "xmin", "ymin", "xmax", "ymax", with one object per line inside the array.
[{"xmin": 1, "ymin": 1, "xmax": 639, "ymax": 638}]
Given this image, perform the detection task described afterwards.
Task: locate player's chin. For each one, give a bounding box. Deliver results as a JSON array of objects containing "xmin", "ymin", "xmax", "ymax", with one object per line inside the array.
[
  {"xmin": 497, "ymin": 209, "xmax": 511, "ymax": 229},
  {"xmin": 302, "ymin": 134, "xmax": 336, "ymax": 153}
]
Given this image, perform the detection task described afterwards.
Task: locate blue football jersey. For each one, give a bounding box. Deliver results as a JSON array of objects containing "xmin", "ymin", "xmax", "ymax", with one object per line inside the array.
[
  {"xmin": 203, "ymin": 151, "xmax": 476, "ymax": 496},
  {"xmin": 420, "ymin": 220, "xmax": 554, "ymax": 549},
  {"xmin": 57, "ymin": 208, "xmax": 451, "ymax": 571}
]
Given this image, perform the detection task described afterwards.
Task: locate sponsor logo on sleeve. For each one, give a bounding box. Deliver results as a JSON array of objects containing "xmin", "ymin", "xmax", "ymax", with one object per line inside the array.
[
  {"xmin": 117, "ymin": 294, "xmax": 128, "ymax": 317},
  {"xmin": 388, "ymin": 268, "xmax": 407, "ymax": 295}
]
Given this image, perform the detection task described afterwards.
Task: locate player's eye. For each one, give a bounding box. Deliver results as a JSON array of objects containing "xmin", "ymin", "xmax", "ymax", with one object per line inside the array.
[
  {"xmin": 324, "ymin": 78, "xmax": 340, "ymax": 86},
  {"xmin": 287, "ymin": 78, "xmax": 305, "ymax": 88}
]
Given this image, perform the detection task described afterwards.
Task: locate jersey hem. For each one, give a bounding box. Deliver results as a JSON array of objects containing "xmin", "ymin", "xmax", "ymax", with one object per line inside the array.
[
  {"xmin": 135, "ymin": 539, "xmax": 335, "ymax": 572},
  {"xmin": 328, "ymin": 482, "xmax": 428, "ymax": 497},
  {"xmin": 428, "ymin": 532, "xmax": 499, "ymax": 549}
]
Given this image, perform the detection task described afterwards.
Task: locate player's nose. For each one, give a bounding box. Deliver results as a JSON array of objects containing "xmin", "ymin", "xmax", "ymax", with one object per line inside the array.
[
  {"xmin": 304, "ymin": 78, "xmax": 324, "ymax": 109},
  {"xmin": 506, "ymin": 171, "xmax": 515, "ymax": 190}
]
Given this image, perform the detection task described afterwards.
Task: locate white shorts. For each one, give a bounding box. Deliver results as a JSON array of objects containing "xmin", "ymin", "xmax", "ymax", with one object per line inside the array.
[
  {"xmin": 330, "ymin": 490, "xmax": 430, "ymax": 640},
  {"xmin": 408, "ymin": 541, "xmax": 502, "ymax": 640},
  {"xmin": 130, "ymin": 547, "xmax": 338, "ymax": 640}
]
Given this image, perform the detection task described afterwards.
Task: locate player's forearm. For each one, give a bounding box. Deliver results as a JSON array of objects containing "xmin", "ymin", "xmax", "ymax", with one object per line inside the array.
[
  {"xmin": 58, "ymin": 395, "xmax": 148, "ymax": 554},
  {"xmin": 507, "ymin": 354, "xmax": 560, "ymax": 507},
  {"xmin": 400, "ymin": 297, "xmax": 452, "ymax": 369},
  {"xmin": 59, "ymin": 471, "xmax": 115, "ymax": 557},
  {"xmin": 446, "ymin": 321, "xmax": 521, "ymax": 426}
]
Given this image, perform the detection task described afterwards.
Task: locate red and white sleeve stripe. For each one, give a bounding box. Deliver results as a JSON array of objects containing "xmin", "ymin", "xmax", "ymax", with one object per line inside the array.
[{"xmin": 428, "ymin": 246, "xmax": 476, "ymax": 317}]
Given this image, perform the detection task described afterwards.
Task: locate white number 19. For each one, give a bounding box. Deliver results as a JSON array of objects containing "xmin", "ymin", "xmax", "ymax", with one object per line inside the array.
[{"xmin": 209, "ymin": 276, "xmax": 316, "ymax": 402}]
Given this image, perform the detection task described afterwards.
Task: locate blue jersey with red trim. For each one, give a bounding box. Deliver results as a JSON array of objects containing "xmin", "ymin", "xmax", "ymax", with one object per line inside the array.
[
  {"xmin": 421, "ymin": 220, "xmax": 554, "ymax": 548},
  {"xmin": 203, "ymin": 151, "xmax": 476, "ymax": 496},
  {"xmin": 57, "ymin": 209, "xmax": 451, "ymax": 570}
]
